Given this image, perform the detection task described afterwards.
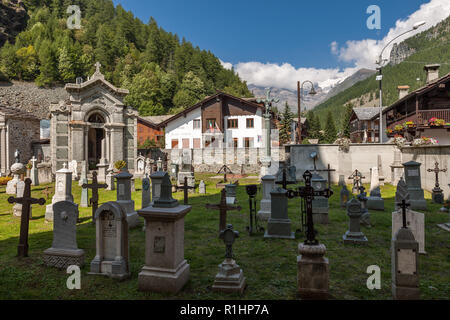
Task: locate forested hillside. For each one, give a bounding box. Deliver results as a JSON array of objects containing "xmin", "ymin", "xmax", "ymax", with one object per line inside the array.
[
  {"xmin": 0, "ymin": 0, "xmax": 252, "ymax": 115},
  {"xmin": 314, "ymin": 15, "xmax": 450, "ymax": 129}
]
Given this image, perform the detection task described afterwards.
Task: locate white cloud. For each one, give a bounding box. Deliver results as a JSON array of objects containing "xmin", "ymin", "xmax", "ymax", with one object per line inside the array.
[
  {"xmin": 222, "ymin": 0, "xmax": 449, "ymax": 91},
  {"xmin": 219, "ymin": 59, "xmax": 233, "ymax": 70},
  {"xmin": 233, "ymin": 61, "xmax": 357, "ymax": 91},
  {"xmin": 335, "ymin": 0, "xmax": 450, "ymax": 69}
]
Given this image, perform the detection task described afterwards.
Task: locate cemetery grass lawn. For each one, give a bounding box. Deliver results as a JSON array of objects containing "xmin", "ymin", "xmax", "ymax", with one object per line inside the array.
[{"xmin": 0, "ymin": 174, "xmax": 449, "ymax": 300}]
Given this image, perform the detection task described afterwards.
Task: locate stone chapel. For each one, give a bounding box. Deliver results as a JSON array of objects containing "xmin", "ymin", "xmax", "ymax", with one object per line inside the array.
[{"xmin": 49, "ymin": 63, "xmax": 138, "ymax": 174}]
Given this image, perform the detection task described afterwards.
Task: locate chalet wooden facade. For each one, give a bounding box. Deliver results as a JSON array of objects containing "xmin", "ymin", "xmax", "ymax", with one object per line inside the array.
[
  {"xmin": 348, "ymin": 107, "xmax": 380, "ymax": 143},
  {"xmin": 383, "ymin": 65, "xmax": 450, "ymax": 144},
  {"xmin": 136, "ymin": 116, "xmax": 166, "ymax": 147},
  {"xmin": 161, "ymin": 92, "xmax": 270, "ymax": 150}
]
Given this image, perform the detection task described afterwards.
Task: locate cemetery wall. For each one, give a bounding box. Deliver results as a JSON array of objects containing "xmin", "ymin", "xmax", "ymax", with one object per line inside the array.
[
  {"xmin": 167, "ymin": 147, "xmax": 286, "ymax": 173},
  {"xmin": 289, "ymin": 143, "xmax": 450, "ymax": 198},
  {"xmin": 8, "ymin": 118, "xmax": 40, "ymax": 166}
]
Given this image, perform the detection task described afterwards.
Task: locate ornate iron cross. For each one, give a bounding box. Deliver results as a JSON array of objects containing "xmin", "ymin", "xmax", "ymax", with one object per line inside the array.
[
  {"xmin": 427, "ymin": 161, "xmax": 447, "ymax": 189},
  {"xmin": 206, "ymin": 188, "xmax": 242, "ymax": 233},
  {"xmin": 397, "ymin": 199, "xmax": 411, "ymax": 229},
  {"xmin": 348, "ymin": 169, "xmax": 365, "ymax": 193},
  {"xmin": 287, "ymin": 170, "xmax": 333, "ymax": 245},
  {"xmin": 82, "ymin": 171, "xmax": 107, "ymax": 223},
  {"xmin": 7, "ymin": 179, "xmax": 45, "ymax": 257},
  {"xmin": 257, "ymin": 88, "xmax": 280, "ymax": 118},
  {"xmin": 175, "ymin": 176, "xmax": 195, "ymax": 205}
]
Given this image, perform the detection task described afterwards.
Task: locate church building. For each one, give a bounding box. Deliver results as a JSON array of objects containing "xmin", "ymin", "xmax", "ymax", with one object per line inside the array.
[{"xmin": 49, "ymin": 63, "xmax": 138, "ymax": 173}]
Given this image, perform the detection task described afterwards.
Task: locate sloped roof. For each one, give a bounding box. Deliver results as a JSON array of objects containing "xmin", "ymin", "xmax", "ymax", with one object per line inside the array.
[
  {"xmin": 140, "ymin": 115, "xmax": 173, "ymax": 125},
  {"xmin": 159, "ymin": 91, "xmax": 263, "ymax": 127},
  {"xmin": 353, "ymin": 107, "xmax": 381, "ymax": 120}
]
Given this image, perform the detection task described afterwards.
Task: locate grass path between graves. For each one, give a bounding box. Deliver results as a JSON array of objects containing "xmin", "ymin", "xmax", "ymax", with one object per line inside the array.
[{"xmin": 0, "ymin": 173, "xmax": 448, "ymax": 300}]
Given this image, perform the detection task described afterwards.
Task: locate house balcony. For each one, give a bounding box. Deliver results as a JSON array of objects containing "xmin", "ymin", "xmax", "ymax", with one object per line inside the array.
[{"xmin": 386, "ymin": 108, "xmax": 450, "ymax": 137}]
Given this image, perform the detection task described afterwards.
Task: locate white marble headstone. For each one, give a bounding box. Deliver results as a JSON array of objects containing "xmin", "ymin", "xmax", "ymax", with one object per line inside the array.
[{"xmin": 392, "ymin": 209, "xmax": 426, "ymax": 254}]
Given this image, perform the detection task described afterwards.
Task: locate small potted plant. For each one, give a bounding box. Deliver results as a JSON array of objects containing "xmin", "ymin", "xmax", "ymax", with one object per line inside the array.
[
  {"xmin": 394, "ymin": 124, "xmax": 404, "ymax": 133},
  {"xmin": 25, "ymin": 161, "xmax": 32, "ymax": 177},
  {"xmin": 114, "ymin": 160, "xmax": 127, "ymax": 172},
  {"xmin": 403, "ymin": 121, "xmax": 416, "ymax": 129},
  {"xmin": 429, "ymin": 117, "xmax": 445, "ymax": 126}
]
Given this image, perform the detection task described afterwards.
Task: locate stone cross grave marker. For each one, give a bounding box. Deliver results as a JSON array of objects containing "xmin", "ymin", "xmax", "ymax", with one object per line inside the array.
[
  {"xmin": 43, "ymin": 201, "xmax": 84, "ymax": 268},
  {"xmin": 348, "ymin": 169, "xmax": 365, "ymax": 194},
  {"xmin": 82, "ymin": 171, "xmax": 108, "ymax": 224},
  {"xmin": 357, "ymin": 186, "xmax": 371, "ymax": 227},
  {"xmin": 7, "ymin": 179, "xmax": 45, "ymax": 257},
  {"xmin": 176, "ymin": 176, "xmax": 195, "ymax": 205},
  {"xmin": 212, "ymin": 224, "xmax": 246, "ymax": 294},
  {"xmin": 206, "ymin": 188, "xmax": 242, "ymax": 232},
  {"xmin": 30, "ymin": 156, "xmax": 39, "ymax": 186},
  {"xmin": 427, "ymin": 161, "xmax": 447, "ymax": 204}
]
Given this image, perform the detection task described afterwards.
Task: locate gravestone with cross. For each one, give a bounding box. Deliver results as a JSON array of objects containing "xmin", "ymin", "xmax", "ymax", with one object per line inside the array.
[
  {"xmin": 89, "ymin": 201, "xmax": 130, "ymax": 280},
  {"xmin": 82, "ymin": 171, "xmax": 108, "ymax": 224},
  {"xmin": 392, "ymin": 199, "xmax": 420, "ymax": 300},
  {"xmin": 218, "ymin": 165, "xmax": 233, "ymax": 183},
  {"xmin": 357, "ymin": 186, "xmax": 371, "ymax": 227},
  {"xmin": 175, "ymin": 176, "xmax": 195, "ymax": 205},
  {"xmin": 43, "ymin": 201, "xmax": 85, "ymax": 268},
  {"xmin": 427, "ymin": 161, "xmax": 447, "ymax": 204},
  {"xmin": 285, "ymin": 170, "xmax": 333, "ymax": 299},
  {"xmin": 348, "ymin": 169, "xmax": 365, "ymax": 194},
  {"xmin": 30, "ymin": 156, "xmax": 39, "ymax": 186},
  {"xmin": 392, "ymin": 180, "xmax": 426, "ymax": 254},
  {"xmin": 45, "ymin": 163, "xmax": 75, "ymax": 222},
  {"xmin": 8, "ymin": 179, "xmax": 45, "ymax": 257},
  {"xmin": 212, "ymin": 224, "xmax": 246, "ymax": 294},
  {"xmin": 206, "ymin": 188, "xmax": 242, "ymax": 233}
]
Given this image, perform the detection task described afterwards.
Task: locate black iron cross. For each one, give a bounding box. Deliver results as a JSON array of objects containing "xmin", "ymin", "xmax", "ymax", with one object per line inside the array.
[
  {"xmin": 82, "ymin": 171, "xmax": 107, "ymax": 223},
  {"xmin": 7, "ymin": 179, "xmax": 45, "ymax": 257},
  {"xmin": 287, "ymin": 170, "xmax": 333, "ymax": 245},
  {"xmin": 218, "ymin": 165, "xmax": 233, "ymax": 183},
  {"xmin": 397, "ymin": 199, "xmax": 410, "ymax": 229},
  {"xmin": 206, "ymin": 188, "xmax": 241, "ymax": 232},
  {"xmin": 176, "ymin": 176, "xmax": 195, "ymax": 205},
  {"xmin": 427, "ymin": 161, "xmax": 447, "ymax": 189},
  {"xmin": 348, "ymin": 169, "xmax": 365, "ymax": 193}
]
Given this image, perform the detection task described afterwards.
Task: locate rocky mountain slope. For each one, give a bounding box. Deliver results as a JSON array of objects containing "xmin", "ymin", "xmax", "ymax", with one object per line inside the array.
[{"xmin": 0, "ymin": 0, "xmax": 28, "ymax": 47}]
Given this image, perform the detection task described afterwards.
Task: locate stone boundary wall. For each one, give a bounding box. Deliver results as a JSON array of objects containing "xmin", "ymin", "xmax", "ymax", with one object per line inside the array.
[
  {"xmin": 288, "ymin": 143, "xmax": 450, "ymax": 198},
  {"xmin": 166, "ymin": 147, "xmax": 286, "ymax": 174}
]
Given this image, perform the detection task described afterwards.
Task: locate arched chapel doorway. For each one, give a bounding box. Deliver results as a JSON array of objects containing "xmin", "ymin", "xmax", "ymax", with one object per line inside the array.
[{"xmin": 87, "ymin": 113, "xmax": 106, "ymax": 169}]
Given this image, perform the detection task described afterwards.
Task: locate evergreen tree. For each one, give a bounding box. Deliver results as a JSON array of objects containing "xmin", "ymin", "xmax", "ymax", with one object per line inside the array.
[
  {"xmin": 172, "ymin": 71, "xmax": 206, "ymax": 111},
  {"xmin": 323, "ymin": 111, "xmax": 337, "ymax": 143},
  {"xmin": 279, "ymin": 102, "xmax": 293, "ymax": 145},
  {"xmin": 306, "ymin": 111, "xmax": 322, "ymax": 141},
  {"xmin": 341, "ymin": 103, "xmax": 354, "ymax": 138}
]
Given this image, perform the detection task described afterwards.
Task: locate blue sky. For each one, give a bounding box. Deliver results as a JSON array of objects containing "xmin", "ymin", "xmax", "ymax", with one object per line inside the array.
[{"xmin": 112, "ymin": 0, "xmax": 449, "ymax": 89}]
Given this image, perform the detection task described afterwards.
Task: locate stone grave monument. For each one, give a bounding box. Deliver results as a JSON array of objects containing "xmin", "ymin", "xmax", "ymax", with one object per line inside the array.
[
  {"xmin": 141, "ymin": 173, "xmax": 151, "ymax": 209},
  {"xmin": 257, "ymin": 175, "xmax": 275, "ymax": 221},
  {"xmin": 68, "ymin": 160, "xmax": 79, "ymax": 181},
  {"xmin": 80, "ymin": 175, "xmax": 89, "ymax": 208},
  {"xmin": 390, "ymin": 150, "xmax": 403, "ymax": 186},
  {"xmin": 78, "ymin": 161, "xmax": 87, "ymax": 187},
  {"xmin": 264, "ymin": 187, "xmax": 295, "ymax": 239},
  {"xmin": 6, "ymin": 159, "xmax": 25, "ymax": 195},
  {"xmin": 138, "ymin": 172, "xmax": 192, "ymax": 293},
  {"xmin": 377, "ymin": 155, "xmax": 385, "ymax": 186},
  {"xmin": 199, "ymin": 180, "xmax": 206, "ymax": 194},
  {"xmin": 13, "ymin": 180, "xmax": 31, "ymax": 218},
  {"xmin": 403, "ymin": 161, "xmax": 427, "ymax": 211},
  {"xmin": 43, "ymin": 201, "xmax": 84, "ymax": 268},
  {"xmin": 177, "ymin": 150, "xmax": 195, "ymax": 188},
  {"xmin": 357, "ymin": 186, "xmax": 371, "ymax": 227},
  {"xmin": 106, "ymin": 163, "xmax": 115, "ymax": 191},
  {"xmin": 135, "ymin": 153, "xmax": 146, "ymax": 177},
  {"xmin": 89, "ymin": 202, "xmax": 130, "ymax": 280},
  {"xmin": 367, "ymin": 167, "xmax": 384, "ymax": 210},
  {"xmin": 30, "ymin": 156, "xmax": 39, "ymax": 186},
  {"xmin": 343, "ymin": 198, "xmax": 368, "ymax": 244},
  {"xmin": 212, "ymin": 224, "xmax": 246, "ymax": 294},
  {"xmin": 392, "ymin": 200, "xmax": 420, "ymax": 300},
  {"xmin": 115, "ymin": 170, "xmax": 139, "ymax": 228},
  {"xmin": 45, "ymin": 163, "xmax": 75, "ymax": 222}
]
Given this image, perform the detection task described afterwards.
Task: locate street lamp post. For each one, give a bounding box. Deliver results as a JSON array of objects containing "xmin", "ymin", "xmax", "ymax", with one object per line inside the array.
[
  {"xmin": 297, "ymin": 81, "xmax": 317, "ymax": 144},
  {"xmin": 376, "ymin": 21, "xmax": 426, "ymax": 144}
]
